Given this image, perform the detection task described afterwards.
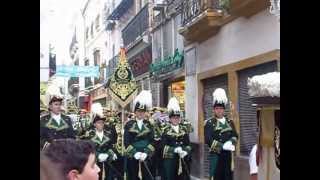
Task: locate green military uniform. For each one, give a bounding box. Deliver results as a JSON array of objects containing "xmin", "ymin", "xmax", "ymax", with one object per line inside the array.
[
  {"xmin": 76, "ymin": 116, "xmax": 91, "ymax": 139},
  {"xmin": 204, "ymin": 117, "xmax": 238, "ymax": 180},
  {"xmin": 181, "ymin": 119, "xmax": 194, "ymax": 134},
  {"xmin": 40, "ymin": 113, "xmax": 76, "ymax": 150},
  {"xmin": 162, "ymin": 97, "xmax": 192, "ymax": 180},
  {"xmin": 108, "ymin": 115, "xmax": 127, "ymax": 179},
  {"xmin": 148, "ymin": 116, "xmax": 165, "ymax": 178},
  {"xmin": 124, "ymin": 118, "xmax": 155, "ymax": 180},
  {"xmin": 162, "ymin": 123, "xmax": 192, "ymax": 180},
  {"xmin": 85, "ymin": 119, "xmax": 117, "ymax": 180}
]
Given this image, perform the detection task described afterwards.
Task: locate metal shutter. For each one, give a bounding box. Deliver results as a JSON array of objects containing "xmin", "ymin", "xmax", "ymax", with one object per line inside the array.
[
  {"xmin": 238, "ymin": 61, "xmax": 278, "ymax": 156},
  {"xmin": 202, "ymin": 74, "xmax": 229, "ymax": 178}
]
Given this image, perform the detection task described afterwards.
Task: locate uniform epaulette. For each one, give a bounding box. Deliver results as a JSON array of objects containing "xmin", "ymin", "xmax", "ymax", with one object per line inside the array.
[
  {"xmin": 204, "ymin": 118, "xmax": 212, "ymax": 126},
  {"xmin": 84, "ymin": 129, "xmax": 95, "ymax": 138},
  {"xmin": 149, "ymin": 118, "xmax": 156, "ymax": 125},
  {"xmin": 226, "ymin": 117, "xmax": 233, "ymax": 122},
  {"xmin": 162, "ymin": 124, "xmax": 171, "ymax": 132}
]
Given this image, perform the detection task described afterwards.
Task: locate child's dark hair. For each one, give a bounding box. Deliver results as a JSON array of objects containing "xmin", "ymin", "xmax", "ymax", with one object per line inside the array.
[{"xmin": 43, "ymin": 139, "xmax": 96, "ymax": 176}]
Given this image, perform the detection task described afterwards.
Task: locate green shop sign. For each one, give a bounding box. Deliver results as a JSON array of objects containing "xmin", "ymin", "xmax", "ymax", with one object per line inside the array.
[{"xmin": 150, "ymin": 49, "xmax": 184, "ymax": 75}]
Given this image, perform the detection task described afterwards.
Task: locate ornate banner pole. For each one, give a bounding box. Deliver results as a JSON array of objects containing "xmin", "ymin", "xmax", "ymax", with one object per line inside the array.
[{"xmin": 108, "ymin": 47, "xmax": 138, "ymax": 180}]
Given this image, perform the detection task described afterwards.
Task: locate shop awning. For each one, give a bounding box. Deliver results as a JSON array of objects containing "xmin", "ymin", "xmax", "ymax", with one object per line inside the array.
[{"xmin": 107, "ymin": 0, "xmax": 134, "ymax": 20}]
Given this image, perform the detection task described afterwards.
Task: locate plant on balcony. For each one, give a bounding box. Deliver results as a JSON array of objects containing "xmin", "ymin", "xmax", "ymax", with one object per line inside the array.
[{"xmin": 219, "ymin": 0, "xmax": 230, "ymax": 12}]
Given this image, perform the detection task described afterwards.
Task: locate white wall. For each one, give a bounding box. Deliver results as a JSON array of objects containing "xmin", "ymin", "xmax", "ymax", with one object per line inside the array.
[
  {"xmin": 185, "ymin": 75, "xmax": 199, "ymax": 142},
  {"xmin": 197, "ymin": 10, "xmax": 280, "ymax": 74}
]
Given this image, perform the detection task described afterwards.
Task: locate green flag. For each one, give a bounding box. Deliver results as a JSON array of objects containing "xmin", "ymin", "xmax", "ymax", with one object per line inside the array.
[{"xmin": 108, "ymin": 48, "xmax": 138, "ymax": 108}]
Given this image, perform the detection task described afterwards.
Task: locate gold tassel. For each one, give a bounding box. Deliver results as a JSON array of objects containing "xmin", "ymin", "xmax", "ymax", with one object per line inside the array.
[
  {"xmin": 231, "ymin": 151, "xmax": 234, "ymax": 171},
  {"xmin": 178, "ymin": 158, "xmax": 183, "ymax": 175},
  {"xmin": 138, "ymin": 161, "xmax": 143, "ymax": 179}
]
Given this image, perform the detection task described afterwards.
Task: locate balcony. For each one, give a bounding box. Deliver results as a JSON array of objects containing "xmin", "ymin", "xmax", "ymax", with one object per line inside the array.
[
  {"xmin": 122, "ymin": 4, "xmax": 149, "ymax": 48},
  {"xmin": 179, "ymin": 0, "xmax": 269, "ymax": 43}
]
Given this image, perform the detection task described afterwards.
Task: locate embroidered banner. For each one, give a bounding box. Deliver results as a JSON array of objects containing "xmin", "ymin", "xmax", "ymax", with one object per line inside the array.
[{"xmin": 108, "ymin": 48, "xmax": 138, "ymax": 108}]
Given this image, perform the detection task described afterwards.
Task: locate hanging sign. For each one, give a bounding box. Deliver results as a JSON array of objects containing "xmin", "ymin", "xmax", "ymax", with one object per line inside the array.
[{"xmin": 56, "ymin": 65, "xmax": 100, "ymax": 77}]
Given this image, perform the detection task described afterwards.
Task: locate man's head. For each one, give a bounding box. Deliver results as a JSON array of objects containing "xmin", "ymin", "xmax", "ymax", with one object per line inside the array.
[
  {"xmin": 213, "ymin": 105, "xmax": 225, "ymax": 119},
  {"xmin": 43, "ymin": 139, "xmax": 100, "ymax": 180},
  {"xmin": 212, "ymin": 88, "xmax": 228, "ymax": 119},
  {"xmin": 169, "ymin": 115, "xmax": 180, "ymax": 126},
  {"xmin": 49, "ymin": 99, "xmax": 63, "ymax": 115},
  {"xmin": 93, "ymin": 116, "xmax": 105, "ymax": 131},
  {"xmin": 135, "ymin": 109, "xmax": 146, "ymax": 120},
  {"xmin": 79, "ymin": 109, "xmax": 87, "ymax": 117}
]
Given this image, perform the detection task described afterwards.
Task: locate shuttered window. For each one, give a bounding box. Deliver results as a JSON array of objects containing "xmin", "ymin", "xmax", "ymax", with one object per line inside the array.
[{"xmin": 237, "ymin": 61, "xmax": 278, "ymax": 156}]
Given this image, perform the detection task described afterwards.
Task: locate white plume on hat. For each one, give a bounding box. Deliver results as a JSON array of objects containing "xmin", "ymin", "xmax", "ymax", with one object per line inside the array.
[
  {"xmin": 167, "ymin": 97, "xmax": 180, "ymax": 113},
  {"xmin": 248, "ymin": 72, "xmax": 280, "ymax": 97},
  {"xmin": 44, "ymin": 84, "xmax": 64, "ymax": 106},
  {"xmin": 133, "ymin": 90, "xmax": 152, "ymax": 110},
  {"xmin": 91, "ymin": 103, "xmax": 104, "ymax": 117},
  {"xmin": 212, "ymin": 88, "xmax": 228, "ymax": 106}
]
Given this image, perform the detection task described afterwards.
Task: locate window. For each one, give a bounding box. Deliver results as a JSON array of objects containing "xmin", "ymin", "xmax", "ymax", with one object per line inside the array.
[
  {"xmin": 93, "ymin": 50, "xmax": 101, "ymax": 84},
  {"xmin": 84, "ymin": 59, "xmax": 90, "ymax": 66},
  {"xmin": 84, "ymin": 59, "xmax": 92, "ymax": 88},
  {"xmin": 90, "ymin": 23, "xmax": 94, "ymax": 38},
  {"xmin": 74, "ymin": 58, "xmax": 79, "ymax": 66},
  {"xmin": 93, "ymin": 50, "xmax": 100, "ymax": 66},
  {"xmin": 95, "ymin": 15, "xmax": 100, "ymax": 31},
  {"xmin": 86, "ymin": 27, "xmax": 89, "ymax": 40}
]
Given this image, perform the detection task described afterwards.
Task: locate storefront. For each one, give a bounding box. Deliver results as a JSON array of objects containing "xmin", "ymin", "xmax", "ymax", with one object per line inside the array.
[
  {"xmin": 150, "ymin": 48, "xmax": 185, "ymax": 108},
  {"xmin": 194, "ymin": 51, "xmax": 280, "ymax": 179},
  {"xmin": 78, "ymin": 90, "xmax": 90, "ymax": 111},
  {"xmin": 90, "ymin": 84, "xmax": 108, "ymax": 107}
]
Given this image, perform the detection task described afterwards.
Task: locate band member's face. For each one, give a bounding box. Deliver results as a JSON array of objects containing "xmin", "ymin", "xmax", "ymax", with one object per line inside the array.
[
  {"xmin": 94, "ymin": 121, "xmax": 104, "ymax": 131},
  {"xmin": 80, "ymin": 112, "xmax": 86, "ymax": 117},
  {"xmin": 69, "ymin": 153, "xmax": 100, "ymax": 180},
  {"xmin": 50, "ymin": 101, "xmax": 62, "ymax": 114},
  {"xmin": 135, "ymin": 110, "xmax": 146, "ymax": 119},
  {"xmin": 213, "ymin": 106, "xmax": 225, "ymax": 118},
  {"xmin": 170, "ymin": 116, "xmax": 180, "ymax": 126}
]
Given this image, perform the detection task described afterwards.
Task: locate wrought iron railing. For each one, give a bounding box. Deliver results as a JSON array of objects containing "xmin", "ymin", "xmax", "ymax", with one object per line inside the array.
[
  {"xmin": 122, "ymin": 4, "xmax": 149, "ymax": 47},
  {"xmin": 180, "ymin": 0, "xmax": 228, "ymax": 26}
]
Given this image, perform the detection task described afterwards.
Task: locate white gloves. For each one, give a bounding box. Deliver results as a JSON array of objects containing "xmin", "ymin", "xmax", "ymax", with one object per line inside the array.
[
  {"xmin": 134, "ymin": 152, "xmax": 142, "ymax": 160},
  {"xmin": 98, "ymin": 153, "xmax": 109, "ymax": 162},
  {"xmin": 175, "ymin": 147, "xmax": 188, "ymax": 158},
  {"xmin": 223, "ymin": 141, "xmax": 235, "ymax": 151},
  {"xmin": 112, "ymin": 154, "xmax": 118, "ymax": 161},
  {"xmin": 174, "ymin": 147, "xmax": 183, "ymax": 154},
  {"xmin": 179, "ymin": 151, "xmax": 188, "ymax": 158},
  {"xmin": 133, "ymin": 152, "xmax": 147, "ymax": 161},
  {"xmin": 140, "ymin": 153, "xmax": 148, "ymax": 161}
]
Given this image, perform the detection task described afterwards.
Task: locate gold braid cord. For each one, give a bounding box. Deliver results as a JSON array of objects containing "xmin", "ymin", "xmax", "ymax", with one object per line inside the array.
[
  {"xmin": 108, "ymin": 48, "xmax": 138, "ymax": 108},
  {"xmin": 138, "ymin": 161, "xmax": 143, "ymax": 179},
  {"xmin": 178, "ymin": 158, "xmax": 183, "ymax": 175}
]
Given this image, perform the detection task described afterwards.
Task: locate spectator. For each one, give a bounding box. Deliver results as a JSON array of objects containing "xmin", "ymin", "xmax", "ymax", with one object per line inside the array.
[
  {"xmin": 42, "ymin": 139, "xmax": 100, "ymax": 180},
  {"xmin": 40, "ymin": 152, "xmax": 64, "ymax": 180},
  {"xmin": 249, "ymin": 144, "xmax": 258, "ymax": 180}
]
